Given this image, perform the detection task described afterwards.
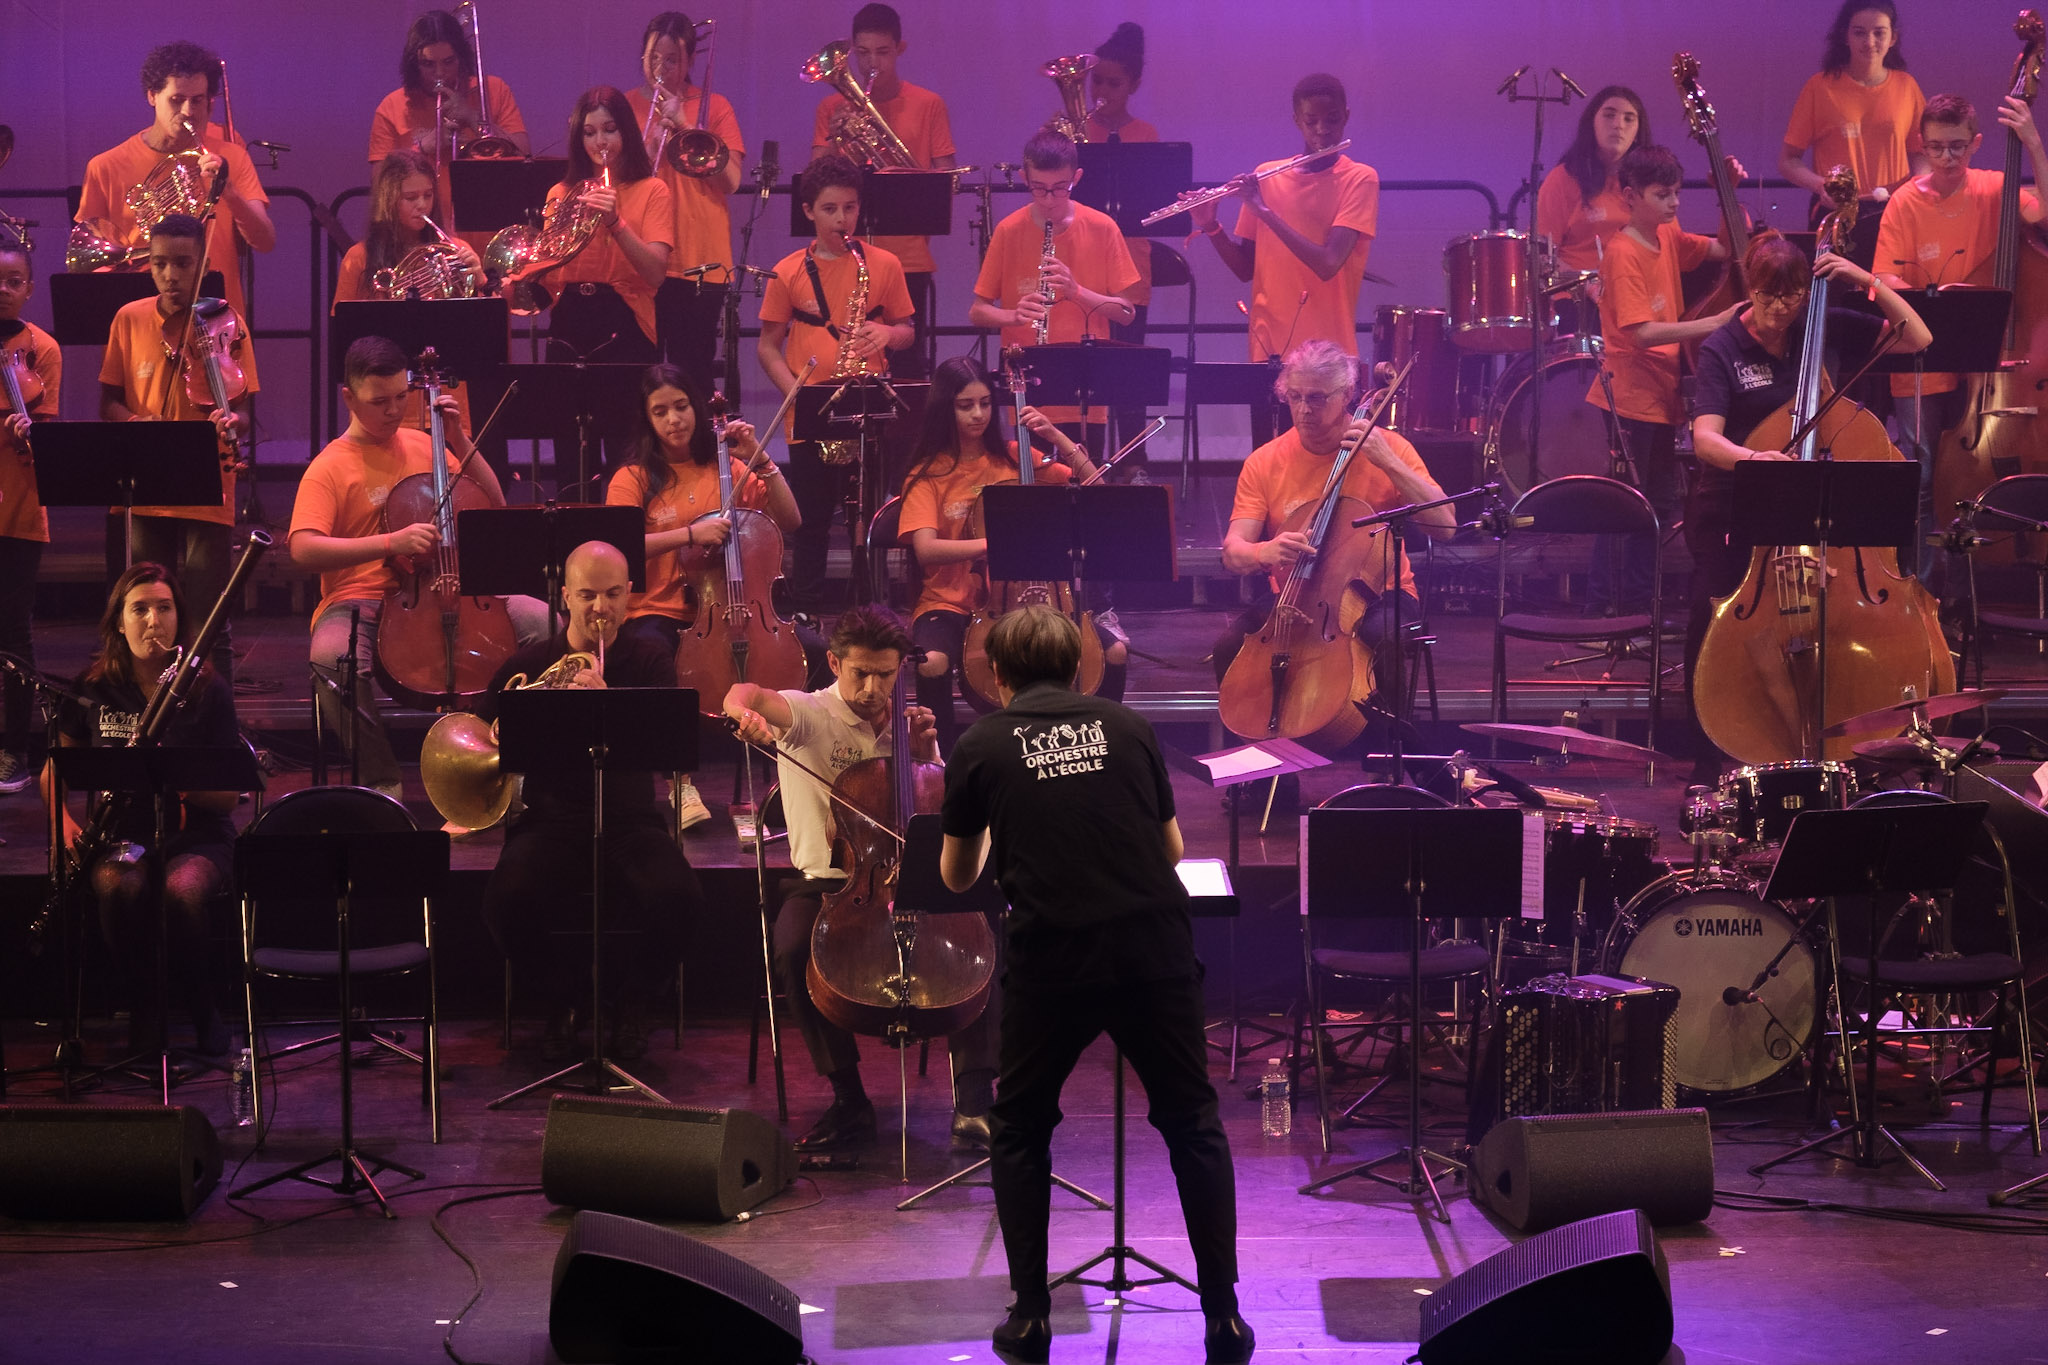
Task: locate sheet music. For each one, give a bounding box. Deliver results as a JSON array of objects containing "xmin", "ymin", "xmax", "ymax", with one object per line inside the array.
[
  {"xmin": 1201, "ymin": 746, "xmax": 1284, "ymax": 781},
  {"xmin": 1521, "ymin": 811, "xmax": 1546, "ymax": 919},
  {"xmin": 1176, "ymin": 858, "xmax": 1233, "ymax": 898}
]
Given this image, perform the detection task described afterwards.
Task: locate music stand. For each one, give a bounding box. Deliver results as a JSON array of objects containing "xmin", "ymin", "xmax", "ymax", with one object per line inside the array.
[
  {"xmin": 795, "ymin": 376, "xmax": 920, "ymax": 602},
  {"xmin": 1187, "ymin": 359, "xmax": 1285, "ymax": 498},
  {"xmin": 48, "ymin": 270, "xmax": 224, "ymax": 345},
  {"xmin": 456, "ymin": 504, "xmax": 645, "ymax": 635},
  {"xmin": 30, "ymin": 420, "xmax": 223, "ymax": 567},
  {"xmin": 1728, "ymin": 460, "xmax": 1919, "ymax": 758},
  {"xmin": 1747, "ymin": 802, "xmax": 1989, "ymax": 1188},
  {"xmin": 230, "ymin": 829, "xmax": 448, "ymax": 1216},
  {"xmin": 448, "ymin": 158, "xmax": 569, "ymax": 234},
  {"xmin": 54, "ymin": 745, "xmax": 263, "ymax": 1104},
  {"xmin": 1076, "ymin": 142, "xmax": 1195, "ymax": 237},
  {"xmin": 1016, "ymin": 340, "xmax": 1171, "ymax": 433},
  {"xmin": 329, "ymin": 298, "xmax": 510, "ymax": 385},
  {"xmin": 488, "ymin": 686, "xmax": 700, "ymax": 1110},
  {"xmin": 1295, "ymin": 806, "xmax": 1528, "ymax": 1222},
  {"xmin": 785, "ymin": 171, "xmax": 955, "ymax": 239},
  {"xmin": 493, "ymin": 361, "xmax": 647, "ymax": 500}
]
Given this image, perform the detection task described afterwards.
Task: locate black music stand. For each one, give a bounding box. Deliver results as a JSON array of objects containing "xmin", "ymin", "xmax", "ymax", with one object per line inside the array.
[
  {"xmin": 456, "ymin": 503, "xmax": 645, "ymax": 635},
  {"xmin": 54, "ymin": 745, "xmax": 263, "ymax": 1104},
  {"xmin": 1017, "ymin": 340, "xmax": 1172, "ymax": 435},
  {"xmin": 785, "ymin": 171, "xmax": 955, "ymax": 239},
  {"xmin": 982, "ymin": 481, "xmax": 1174, "ymax": 589},
  {"xmin": 1747, "ymin": 802, "xmax": 1990, "ymax": 1189},
  {"xmin": 48, "ymin": 270, "xmax": 225, "ymax": 345},
  {"xmin": 329, "ymin": 298, "xmax": 510, "ymax": 385},
  {"xmin": 231, "ymin": 829, "xmax": 447, "ymax": 1216},
  {"xmin": 1076, "ymin": 142, "xmax": 1195, "ymax": 237},
  {"xmin": 795, "ymin": 376, "xmax": 919, "ymax": 603},
  {"xmin": 1729, "ymin": 460, "xmax": 1919, "ymax": 757},
  {"xmin": 493, "ymin": 361, "xmax": 646, "ymax": 501},
  {"xmin": 30, "ymin": 420, "xmax": 223, "ymax": 568},
  {"xmin": 1188, "ymin": 359, "xmax": 1286, "ymax": 496},
  {"xmin": 1296, "ymin": 806, "xmax": 1528, "ymax": 1222},
  {"xmin": 488, "ymin": 686, "xmax": 699, "ymax": 1110},
  {"xmin": 448, "ymin": 158, "xmax": 569, "ymax": 234},
  {"xmin": 1866, "ymin": 288, "xmax": 2009, "ymax": 378}
]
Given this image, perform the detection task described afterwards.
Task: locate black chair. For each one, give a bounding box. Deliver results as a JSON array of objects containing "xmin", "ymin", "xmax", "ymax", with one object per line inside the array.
[
  {"xmin": 1491, "ymin": 475, "xmax": 1663, "ymax": 769},
  {"xmin": 867, "ymin": 495, "xmax": 913, "ymax": 614},
  {"xmin": 1296, "ymin": 784, "xmax": 1491, "ymax": 1152},
  {"xmin": 1961, "ymin": 474, "xmax": 2048, "ymax": 687}
]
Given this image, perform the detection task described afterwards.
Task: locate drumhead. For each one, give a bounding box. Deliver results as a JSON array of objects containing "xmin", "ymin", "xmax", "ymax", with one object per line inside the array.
[{"xmin": 1488, "ymin": 351, "xmax": 1613, "ymax": 495}]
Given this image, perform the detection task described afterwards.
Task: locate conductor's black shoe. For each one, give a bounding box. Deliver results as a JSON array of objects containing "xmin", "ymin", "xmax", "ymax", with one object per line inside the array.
[
  {"xmin": 951, "ymin": 1110, "xmax": 991, "ymax": 1149},
  {"xmin": 794, "ymin": 1097, "xmax": 876, "ymax": 1151},
  {"xmin": 991, "ymin": 1308, "xmax": 1052, "ymax": 1363},
  {"xmin": 1205, "ymin": 1312, "xmax": 1256, "ymax": 1363}
]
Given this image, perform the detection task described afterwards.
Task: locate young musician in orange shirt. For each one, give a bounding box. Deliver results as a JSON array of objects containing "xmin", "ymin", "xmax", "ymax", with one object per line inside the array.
[
  {"xmin": 99, "ymin": 214, "xmax": 258, "ymax": 684},
  {"xmin": 1780, "ymin": 1, "xmax": 1925, "ymax": 257},
  {"xmin": 334, "ymin": 150, "xmax": 484, "ymax": 307},
  {"xmin": 76, "ymin": 42, "xmax": 275, "ymax": 321},
  {"xmin": 367, "ymin": 8, "xmax": 530, "ymax": 233},
  {"xmin": 0, "ymin": 236, "xmax": 57, "ymax": 793},
  {"xmin": 1536, "ymin": 86, "xmax": 1651, "ymax": 278},
  {"xmin": 1875, "ymin": 94, "xmax": 2048, "ymax": 585},
  {"xmin": 758, "ymin": 155, "xmax": 915, "ymax": 617},
  {"xmin": 810, "ymin": 3, "xmax": 957, "ymax": 379},
  {"xmin": 608, "ymin": 364, "xmax": 798, "ymax": 828},
  {"xmin": 629, "ymin": 12, "xmax": 748, "ymax": 394}
]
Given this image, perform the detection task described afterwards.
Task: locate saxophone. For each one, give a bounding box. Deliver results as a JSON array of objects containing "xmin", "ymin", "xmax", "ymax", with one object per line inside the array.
[
  {"xmin": 817, "ymin": 239, "xmax": 872, "ymax": 465},
  {"xmin": 1033, "ymin": 220, "xmax": 1056, "ymax": 345}
]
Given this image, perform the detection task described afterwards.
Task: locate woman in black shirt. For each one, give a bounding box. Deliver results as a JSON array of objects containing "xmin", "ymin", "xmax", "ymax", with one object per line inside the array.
[
  {"xmin": 1685, "ymin": 233, "xmax": 1931, "ymax": 776},
  {"xmin": 44, "ymin": 563, "xmax": 243, "ymax": 1056}
]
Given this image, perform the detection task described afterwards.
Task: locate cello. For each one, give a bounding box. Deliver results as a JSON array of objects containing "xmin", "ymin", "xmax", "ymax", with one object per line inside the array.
[
  {"xmin": 672, "ymin": 394, "xmax": 806, "ymax": 711},
  {"xmin": 1932, "ymin": 12, "xmax": 2048, "ymax": 567},
  {"xmin": 1672, "ymin": 52, "xmax": 1755, "ymax": 356},
  {"xmin": 1216, "ymin": 363, "xmax": 1410, "ymax": 751},
  {"xmin": 960, "ymin": 347, "xmax": 1103, "ymax": 708},
  {"xmin": 806, "ymin": 666, "xmax": 996, "ymax": 1041},
  {"xmin": 1693, "ymin": 173, "xmax": 1956, "ymax": 765},
  {"xmin": 373, "ymin": 348, "xmax": 518, "ymax": 708}
]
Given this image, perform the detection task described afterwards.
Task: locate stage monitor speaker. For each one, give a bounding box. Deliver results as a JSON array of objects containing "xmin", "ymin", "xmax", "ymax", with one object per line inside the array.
[
  {"xmin": 550, "ymin": 1209, "xmax": 804, "ymax": 1364},
  {"xmin": 0, "ymin": 1103, "xmax": 220, "ymax": 1220},
  {"xmin": 1469, "ymin": 1107, "xmax": 1713, "ymax": 1233},
  {"xmin": 1418, "ymin": 1208, "xmax": 1672, "ymax": 1365},
  {"xmin": 541, "ymin": 1095, "xmax": 793, "ymax": 1222}
]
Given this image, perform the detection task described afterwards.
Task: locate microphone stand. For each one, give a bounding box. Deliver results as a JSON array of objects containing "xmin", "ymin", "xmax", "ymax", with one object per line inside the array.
[{"xmin": 1500, "ymin": 69, "xmax": 1581, "ymax": 491}]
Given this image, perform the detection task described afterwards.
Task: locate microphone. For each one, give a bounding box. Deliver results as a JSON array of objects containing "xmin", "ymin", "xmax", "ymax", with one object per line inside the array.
[
  {"xmin": 1721, "ymin": 985, "xmax": 1751, "ymax": 1006},
  {"xmin": 1555, "ymin": 69, "xmax": 1587, "ymax": 100},
  {"xmin": 757, "ymin": 138, "xmax": 780, "ymax": 203},
  {"xmin": 1497, "ymin": 65, "xmax": 1530, "ymax": 96}
]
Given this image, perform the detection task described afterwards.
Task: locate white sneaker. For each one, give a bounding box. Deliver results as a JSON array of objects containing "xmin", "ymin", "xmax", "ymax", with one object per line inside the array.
[
  {"xmin": 0, "ymin": 750, "xmax": 29, "ymax": 794},
  {"xmin": 674, "ymin": 781, "xmax": 712, "ymax": 831},
  {"xmin": 1095, "ymin": 609, "xmax": 1130, "ymax": 646}
]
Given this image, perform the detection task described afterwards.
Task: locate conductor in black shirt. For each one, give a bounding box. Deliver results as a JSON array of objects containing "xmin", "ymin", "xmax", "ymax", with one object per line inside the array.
[
  {"xmin": 479, "ymin": 540, "xmax": 704, "ymax": 1062},
  {"xmin": 940, "ymin": 606, "xmax": 1251, "ymax": 1365}
]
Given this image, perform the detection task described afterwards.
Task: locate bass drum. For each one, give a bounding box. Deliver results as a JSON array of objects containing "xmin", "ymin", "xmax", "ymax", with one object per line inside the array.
[
  {"xmin": 1603, "ymin": 871, "xmax": 1817, "ymax": 1095},
  {"xmin": 1486, "ymin": 349, "xmax": 1615, "ymax": 497}
]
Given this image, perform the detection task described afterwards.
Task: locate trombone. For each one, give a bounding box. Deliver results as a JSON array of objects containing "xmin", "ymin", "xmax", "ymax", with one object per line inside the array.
[
  {"xmin": 667, "ymin": 19, "xmax": 730, "ymax": 179},
  {"xmin": 453, "ymin": 2, "xmax": 521, "ymax": 159}
]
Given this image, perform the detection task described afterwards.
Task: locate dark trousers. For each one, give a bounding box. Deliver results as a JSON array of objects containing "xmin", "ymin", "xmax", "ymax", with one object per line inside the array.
[
  {"xmin": 1682, "ymin": 491, "xmax": 1750, "ymax": 767},
  {"xmin": 771, "ymin": 879, "xmax": 1000, "ymax": 1110},
  {"xmin": 93, "ymin": 837, "xmax": 231, "ymax": 1026},
  {"xmin": 891, "ymin": 272, "xmax": 935, "ymax": 382},
  {"xmin": 1592, "ymin": 416, "xmax": 1681, "ymax": 610},
  {"xmin": 656, "ymin": 277, "xmax": 728, "ymax": 401},
  {"xmin": 1212, "ymin": 589, "xmax": 1420, "ymax": 685},
  {"xmin": 785, "ymin": 440, "xmax": 857, "ymax": 615},
  {"xmin": 990, "ymin": 971, "xmax": 1239, "ymax": 1315},
  {"xmin": 1106, "ymin": 304, "xmax": 1153, "ymax": 467},
  {"xmin": 0, "ymin": 536, "xmax": 39, "ymax": 755},
  {"xmin": 480, "ymin": 813, "xmax": 701, "ymax": 1011},
  {"xmin": 129, "ymin": 516, "xmax": 233, "ymax": 684},
  {"xmin": 549, "ymin": 285, "xmax": 660, "ymax": 497}
]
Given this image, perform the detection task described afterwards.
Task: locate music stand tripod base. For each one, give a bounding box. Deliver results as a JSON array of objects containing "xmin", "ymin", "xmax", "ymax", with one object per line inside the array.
[{"xmin": 1048, "ymin": 1049, "xmax": 1197, "ymax": 1302}]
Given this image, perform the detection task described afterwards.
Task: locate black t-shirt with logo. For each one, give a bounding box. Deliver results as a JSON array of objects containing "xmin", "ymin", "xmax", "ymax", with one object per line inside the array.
[
  {"xmin": 58, "ymin": 669, "xmax": 241, "ymax": 848},
  {"xmin": 942, "ymin": 682, "xmax": 1194, "ymax": 989}
]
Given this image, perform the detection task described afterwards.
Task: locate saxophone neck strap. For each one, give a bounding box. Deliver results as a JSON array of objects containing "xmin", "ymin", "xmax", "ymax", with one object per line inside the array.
[{"xmin": 798, "ymin": 246, "xmax": 882, "ymax": 339}]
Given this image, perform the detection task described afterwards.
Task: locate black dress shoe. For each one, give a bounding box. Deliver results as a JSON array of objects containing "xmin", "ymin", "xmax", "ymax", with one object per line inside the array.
[
  {"xmin": 951, "ymin": 1110, "xmax": 991, "ymax": 1149},
  {"xmin": 991, "ymin": 1308, "xmax": 1051, "ymax": 1363},
  {"xmin": 1205, "ymin": 1312, "xmax": 1255, "ymax": 1363},
  {"xmin": 793, "ymin": 1097, "xmax": 877, "ymax": 1151}
]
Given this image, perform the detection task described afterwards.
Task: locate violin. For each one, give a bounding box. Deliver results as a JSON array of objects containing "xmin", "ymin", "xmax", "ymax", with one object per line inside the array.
[
  {"xmin": 372, "ymin": 347, "xmax": 519, "ymax": 708},
  {"xmin": 960, "ymin": 346, "xmax": 1104, "ymax": 709},
  {"xmin": 0, "ymin": 322, "xmax": 44, "ymax": 450},
  {"xmin": 1693, "ymin": 172, "xmax": 1955, "ymax": 764},
  {"xmin": 673, "ymin": 393, "xmax": 806, "ymax": 711},
  {"xmin": 806, "ymin": 666, "xmax": 996, "ymax": 1041}
]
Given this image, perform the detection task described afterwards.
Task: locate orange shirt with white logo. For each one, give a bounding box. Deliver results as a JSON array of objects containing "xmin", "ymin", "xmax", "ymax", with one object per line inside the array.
[
  {"xmin": 626, "ymin": 87, "xmax": 747, "ymax": 278},
  {"xmin": 759, "ymin": 241, "xmax": 914, "ymax": 439},
  {"xmin": 811, "ymin": 81, "xmax": 957, "ymax": 273},
  {"xmin": 607, "ymin": 456, "xmax": 767, "ymax": 622},
  {"xmin": 1784, "ymin": 70, "xmax": 1926, "ymax": 199},
  {"xmin": 1874, "ymin": 167, "xmax": 2035, "ymax": 396},
  {"xmin": 1589, "ymin": 222, "xmax": 1713, "ymax": 425},
  {"xmin": 1230, "ymin": 426, "xmax": 1422, "ymax": 599},
  {"xmin": 544, "ymin": 175, "xmax": 676, "ymax": 345},
  {"xmin": 99, "ymin": 296, "xmax": 260, "ymax": 524},
  {"xmin": 898, "ymin": 445, "xmax": 1071, "ymax": 620},
  {"xmin": 1537, "ymin": 163, "xmax": 1629, "ymax": 275},
  {"xmin": 289, "ymin": 427, "xmax": 462, "ymax": 627},
  {"xmin": 0, "ymin": 320, "xmax": 59, "ymax": 543},
  {"xmin": 77, "ymin": 129, "xmax": 268, "ymax": 319},
  {"xmin": 973, "ymin": 202, "xmax": 1140, "ymax": 424}
]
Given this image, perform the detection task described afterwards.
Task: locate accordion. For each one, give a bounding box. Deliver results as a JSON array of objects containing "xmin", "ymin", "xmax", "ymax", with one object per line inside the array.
[{"xmin": 1491, "ymin": 973, "xmax": 1680, "ymax": 1121}]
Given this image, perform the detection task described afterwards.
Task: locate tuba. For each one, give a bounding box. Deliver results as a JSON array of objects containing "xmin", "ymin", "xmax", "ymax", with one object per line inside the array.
[
  {"xmin": 1042, "ymin": 54, "xmax": 1099, "ymax": 141},
  {"xmin": 483, "ymin": 153, "xmax": 612, "ymax": 314},
  {"xmin": 802, "ymin": 40, "xmax": 914, "ymax": 169},
  {"xmin": 419, "ymin": 649, "xmax": 599, "ymax": 829},
  {"xmin": 816, "ymin": 239, "xmax": 871, "ymax": 465},
  {"xmin": 453, "ymin": 2, "xmax": 521, "ymax": 159},
  {"xmin": 372, "ymin": 216, "xmax": 479, "ymax": 300}
]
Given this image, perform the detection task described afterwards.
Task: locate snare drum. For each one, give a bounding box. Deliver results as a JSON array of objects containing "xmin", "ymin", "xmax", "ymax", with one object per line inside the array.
[
  {"xmin": 1372, "ymin": 304, "xmax": 1462, "ymax": 435},
  {"xmin": 1484, "ymin": 349, "xmax": 1615, "ymax": 495},
  {"xmin": 1541, "ymin": 813, "xmax": 1660, "ymax": 937},
  {"xmin": 1445, "ymin": 230, "xmax": 1550, "ymax": 352},
  {"xmin": 1717, "ymin": 761, "xmax": 1857, "ymax": 846},
  {"xmin": 1603, "ymin": 871, "xmax": 1817, "ymax": 1095}
]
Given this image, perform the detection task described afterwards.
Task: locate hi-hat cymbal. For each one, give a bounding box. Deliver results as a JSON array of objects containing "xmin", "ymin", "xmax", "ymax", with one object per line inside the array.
[
  {"xmin": 1362, "ymin": 269, "xmax": 1396, "ymax": 288},
  {"xmin": 1820, "ymin": 689, "xmax": 2009, "ymax": 739},
  {"xmin": 1852, "ymin": 734, "xmax": 2000, "ymax": 766},
  {"xmin": 1460, "ymin": 722, "xmax": 1673, "ymax": 762}
]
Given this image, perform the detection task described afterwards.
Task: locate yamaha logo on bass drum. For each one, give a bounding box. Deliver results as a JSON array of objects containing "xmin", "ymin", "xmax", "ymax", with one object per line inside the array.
[{"xmin": 1671, "ymin": 916, "xmax": 1766, "ymax": 939}]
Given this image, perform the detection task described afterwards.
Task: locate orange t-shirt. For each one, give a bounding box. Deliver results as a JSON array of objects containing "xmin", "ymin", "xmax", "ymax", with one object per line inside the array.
[
  {"xmin": 1083, "ymin": 114, "xmax": 1160, "ymax": 305},
  {"xmin": 1784, "ymin": 70, "xmax": 1926, "ymax": 199},
  {"xmin": 1537, "ymin": 163, "xmax": 1629, "ymax": 275},
  {"xmin": 898, "ymin": 445, "xmax": 1071, "ymax": 619},
  {"xmin": 1235, "ymin": 154, "xmax": 1379, "ymax": 360},
  {"xmin": 366, "ymin": 77, "xmax": 526, "ymax": 236},
  {"xmin": 289, "ymin": 427, "xmax": 463, "ymax": 627},
  {"xmin": 973, "ymin": 203, "xmax": 1140, "ymax": 424},
  {"xmin": 0, "ymin": 320, "xmax": 60, "ymax": 543},
  {"xmin": 1231, "ymin": 426, "xmax": 1422, "ymax": 599},
  {"xmin": 606, "ymin": 456, "xmax": 767, "ymax": 622},
  {"xmin": 810, "ymin": 81, "xmax": 957, "ymax": 273},
  {"xmin": 328, "ymin": 246, "xmax": 476, "ymax": 436},
  {"xmin": 545, "ymin": 175, "xmax": 676, "ymax": 345},
  {"xmin": 759, "ymin": 240, "xmax": 915, "ymax": 439},
  {"xmin": 76, "ymin": 129, "xmax": 269, "ymax": 319},
  {"xmin": 625, "ymin": 88, "xmax": 746, "ymax": 277},
  {"xmin": 1874, "ymin": 167, "xmax": 2035, "ymax": 396},
  {"xmin": 99, "ymin": 296, "xmax": 259, "ymax": 524},
  {"xmin": 1589, "ymin": 222, "xmax": 1714, "ymax": 425}
]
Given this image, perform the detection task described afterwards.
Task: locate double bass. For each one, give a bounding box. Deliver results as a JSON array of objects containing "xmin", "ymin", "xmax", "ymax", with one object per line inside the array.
[
  {"xmin": 806, "ymin": 667, "xmax": 996, "ymax": 1041},
  {"xmin": 373, "ymin": 348, "xmax": 518, "ymax": 708},
  {"xmin": 1693, "ymin": 173, "xmax": 1956, "ymax": 764},
  {"xmin": 672, "ymin": 394, "xmax": 806, "ymax": 710},
  {"xmin": 1216, "ymin": 365, "xmax": 1410, "ymax": 751},
  {"xmin": 1932, "ymin": 12, "xmax": 2048, "ymax": 565},
  {"xmin": 1672, "ymin": 52, "xmax": 1755, "ymax": 354}
]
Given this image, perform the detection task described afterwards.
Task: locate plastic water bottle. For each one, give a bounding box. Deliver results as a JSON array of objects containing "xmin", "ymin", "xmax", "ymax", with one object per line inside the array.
[
  {"xmin": 1260, "ymin": 1059, "xmax": 1291, "ymax": 1138},
  {"xmin": 232, "ymin": 1047, "xmax": 255, "ymax": 1128}
]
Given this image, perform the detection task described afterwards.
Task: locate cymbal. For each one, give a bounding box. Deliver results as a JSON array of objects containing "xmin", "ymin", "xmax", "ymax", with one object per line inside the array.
[
  {"xmin": 1820, "ymin": 688, "xmax": 2009, "ymax": 739},
  {"xmin": 1459, "ymin": 722, "xmax": 1673, "ymax": 762},
  {"xmin": 1362, "ymin": 269, "xmax": 1396, "ymax": 288},
  {"xmin": 1852, "ymin": 734, "xmax": 2000, "ymax": 766}
]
